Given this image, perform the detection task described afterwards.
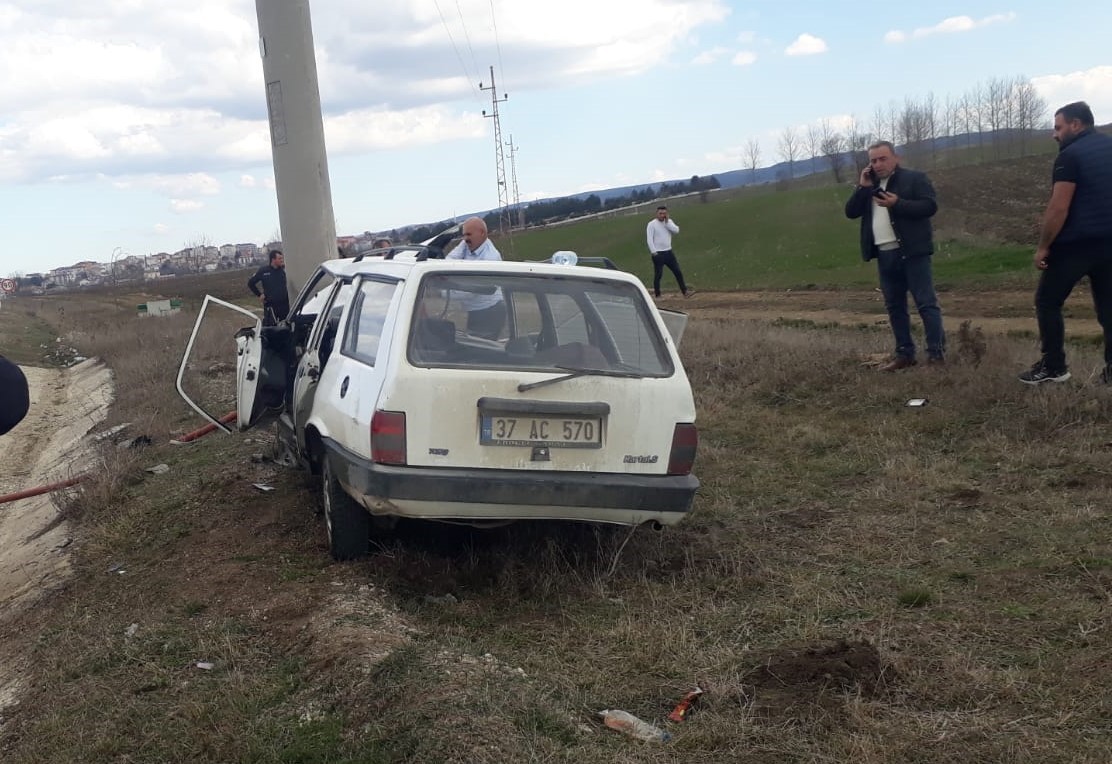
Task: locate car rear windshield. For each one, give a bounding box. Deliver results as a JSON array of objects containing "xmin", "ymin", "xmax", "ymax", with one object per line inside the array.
[{"xmin": 409, "ymin": 272, "xmax": 674, "ymax": 376}]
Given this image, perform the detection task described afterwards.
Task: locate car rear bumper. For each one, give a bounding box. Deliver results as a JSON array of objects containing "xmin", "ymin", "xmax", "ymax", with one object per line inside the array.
[{"xmin": 322, "ymin": 439, "xmax": 698, "ymax": 525}]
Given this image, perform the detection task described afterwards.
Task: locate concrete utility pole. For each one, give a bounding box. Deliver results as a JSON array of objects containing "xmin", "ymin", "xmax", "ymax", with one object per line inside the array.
[
  {"xmin": 254, "ymin": 0, "xmax": 337, "ymax": 294},
  {"xmin": 479, "ymin": 66, "xmax": 511, "ymax": 239}
]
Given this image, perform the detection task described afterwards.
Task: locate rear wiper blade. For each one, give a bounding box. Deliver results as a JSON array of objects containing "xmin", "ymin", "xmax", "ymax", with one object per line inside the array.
[{"xmin": 517, "ymin": 365, "xmax": 644, "ymax": 392}]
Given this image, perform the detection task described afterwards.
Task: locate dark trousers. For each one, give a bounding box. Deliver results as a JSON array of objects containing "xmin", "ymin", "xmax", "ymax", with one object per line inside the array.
[
  {"xmin": 467, "ymin": 300, "xmax": 506, "ymax": 339},
  {"xmin": 652, "ymin": 250, "xmax": 688, "ymax": 296},
  {"xmin": 1035, "ymin": 240, "xmax": 1112, "ymax": 370},
  {"xmin": 876, "ymin": 250, "xmax": 945, "ymax": 359},
  {"xmin": 263, "ymin": 301, "xmax": 290, "ymax": 327}
]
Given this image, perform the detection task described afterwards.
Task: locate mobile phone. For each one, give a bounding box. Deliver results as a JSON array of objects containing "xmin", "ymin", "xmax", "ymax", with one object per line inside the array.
[{"xmin": 866, "ymin": 168, "xmax": 878, "ymax": 183}]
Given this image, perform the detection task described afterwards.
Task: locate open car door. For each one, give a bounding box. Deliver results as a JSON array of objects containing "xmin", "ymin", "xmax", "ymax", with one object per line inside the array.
[
  {"xmin": 176, "ymin": 295, "xmax": 287, "ymax": 433},
  {"xmin": 656, "ymin": 308, "xmax": 688, "ymax": 347}
]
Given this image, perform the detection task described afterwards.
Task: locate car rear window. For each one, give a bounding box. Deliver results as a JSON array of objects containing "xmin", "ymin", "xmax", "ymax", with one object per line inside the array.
[{"xmin": 409, "ymin": 272, "xmax": 674, "ymax": 376}]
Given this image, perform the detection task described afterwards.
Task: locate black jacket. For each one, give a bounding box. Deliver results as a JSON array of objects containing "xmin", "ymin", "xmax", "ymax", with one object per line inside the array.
[
  {"xmin": 247, "ymin": 264, "xmax": 289, "ymax": 305},
  {"xmin": 0, "ymin": 354, "xmax": 30, "ymax": 436},
  {"xmin": 845, "ymin": 166, "xmax": 938, "ymax": 261}
]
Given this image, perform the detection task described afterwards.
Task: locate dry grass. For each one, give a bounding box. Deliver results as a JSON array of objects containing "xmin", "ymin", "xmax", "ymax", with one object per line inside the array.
[{"xmin": 2, "ymin": 282, "xmax": 1112, "ymax": 763}]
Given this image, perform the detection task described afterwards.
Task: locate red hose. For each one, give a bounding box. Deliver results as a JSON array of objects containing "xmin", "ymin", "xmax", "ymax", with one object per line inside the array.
[
  {"xmin": 0, "ymin": 475, "xmax": 85, "ymax": 506},
  {"xmin": 0, "ymin": 410, "xmax": 237, "ymax": 506},
  {"xmin": 171, "ymin": 411, "xmax": 237, "ymax": 443}
]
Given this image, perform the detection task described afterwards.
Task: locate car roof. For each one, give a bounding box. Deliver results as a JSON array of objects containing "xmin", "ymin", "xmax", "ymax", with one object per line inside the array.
[{"xmin": 319, "ymin": 253, "xmax": 645, "ymax": 287}]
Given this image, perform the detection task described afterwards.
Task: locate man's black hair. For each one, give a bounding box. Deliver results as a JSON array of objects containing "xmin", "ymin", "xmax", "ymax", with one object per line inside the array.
[
  {"xmin": 1055, "ymin": 101, "xmax": 1095, "ymax": 127},
  {"xmin": 657, "ymin": 205, "xmax": 668, "ymax": 211},
  {"xmin": 268, "ymin": 249, "xmax": 283, "ymax": 263}
]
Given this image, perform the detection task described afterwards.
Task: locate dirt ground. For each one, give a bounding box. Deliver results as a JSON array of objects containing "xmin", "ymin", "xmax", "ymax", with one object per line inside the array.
[
  {"xmin": 658, "ymin": 287, "xmax": 1104, "ymax": 340},
  {"xmin": 0, "ymin": 285, "xmax": 1105, "ymax": 737},
  {"xmin": 0, "ymin": 360, "xmax": 113, "ymax": 711}
]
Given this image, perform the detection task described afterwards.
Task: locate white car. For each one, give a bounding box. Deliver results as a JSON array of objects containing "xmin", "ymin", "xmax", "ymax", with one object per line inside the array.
[{"xmin": 178, "ymin": 247, "xmax": 699, "ymax": 559}]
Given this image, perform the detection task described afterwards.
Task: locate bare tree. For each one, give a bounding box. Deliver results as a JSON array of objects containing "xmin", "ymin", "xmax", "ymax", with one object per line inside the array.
[
  {"xmin": 844, "ymin": 114, "xmax": 869, "ymax": 170},
  {"xmin": 804, "ymin": 124, "xmax": 822, "ymax": 176},
  {"xmin": 819, "ymin": 119, "xmax": 847, "ymax": 183},
  {"xmin": 744, "ymin": 138, "xmax": 761, "ymax": 184},
  {"xmin": 1013, "ymin": 77, "xmax": 1047, "ymax": 155},
  {"xmin": 778, "ymin": 126, "xmax": 800, "ymax": 180}
]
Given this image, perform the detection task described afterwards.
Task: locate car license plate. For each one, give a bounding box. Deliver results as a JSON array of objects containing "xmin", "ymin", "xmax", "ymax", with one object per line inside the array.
[{"xmin": 480, "ymin": 415, "xmax": 602, "ymax": 448}]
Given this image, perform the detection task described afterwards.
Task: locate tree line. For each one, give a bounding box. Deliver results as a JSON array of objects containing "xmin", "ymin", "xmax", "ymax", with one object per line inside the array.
[{"xmin": 757, "ymin": 75, "xmax": 1050, "ymax": 184}]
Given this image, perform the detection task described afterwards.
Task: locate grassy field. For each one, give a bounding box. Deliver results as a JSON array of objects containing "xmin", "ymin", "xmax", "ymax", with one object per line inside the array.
[
  {"xmin": 3, "ymin": 161, "xmax": 1110, "ymax": 762},
  {"xmin": 505, "ymin": 153, "xmax": 1048, "ymax": 292}
]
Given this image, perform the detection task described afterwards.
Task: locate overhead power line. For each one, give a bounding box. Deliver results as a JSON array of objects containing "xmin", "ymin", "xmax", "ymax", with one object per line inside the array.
[
  {"xmin": 433, "ymin": 0, "xmax": 481, "ymax": 102},
  {"xmin": 488, "ymin": 0, "xmax": 506, "ymax": 84}
]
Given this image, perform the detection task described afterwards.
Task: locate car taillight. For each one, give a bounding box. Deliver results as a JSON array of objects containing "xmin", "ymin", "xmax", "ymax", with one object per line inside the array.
[
  {"xmin": 667, "ymin": 423, "xmax": 698, "ymax": 475},
  {"xmin": 371, "ymin": 410, "xmax": 407, "ymax": 465}
]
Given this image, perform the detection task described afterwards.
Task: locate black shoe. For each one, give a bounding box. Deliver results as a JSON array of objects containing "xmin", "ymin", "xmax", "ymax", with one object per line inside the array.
[
  {"xmin": 1101, "ymin": 365, "xmax": 1112, "ymax": 384},
  {"xmin": 1018, "ymin": 360, "xmax": 1070, "ymax": 385}
]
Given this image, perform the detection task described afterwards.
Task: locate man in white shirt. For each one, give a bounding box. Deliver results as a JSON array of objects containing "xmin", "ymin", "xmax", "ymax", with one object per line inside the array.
[
  {"xmin": 445, "ymin": 217, "xmax": 506, "ymax": 338},
  {"xmin": 646, "ymin": 205, "xmax": 694, "ymax": 298}
]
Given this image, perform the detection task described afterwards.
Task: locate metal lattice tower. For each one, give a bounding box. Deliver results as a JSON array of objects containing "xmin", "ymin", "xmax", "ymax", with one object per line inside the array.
[
  {"xmin": 506, "ymin": 134, "xmax": 523, "ymax": 229},
  {"xmin": 479, "ymin": 66, "xmax": 511, "ymax": 237}
]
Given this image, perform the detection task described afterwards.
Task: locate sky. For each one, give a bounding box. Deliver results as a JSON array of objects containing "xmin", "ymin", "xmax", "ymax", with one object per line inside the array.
[{"xmin": 1, "ymin": 0, "xmax": 1110, "ymax": 277}]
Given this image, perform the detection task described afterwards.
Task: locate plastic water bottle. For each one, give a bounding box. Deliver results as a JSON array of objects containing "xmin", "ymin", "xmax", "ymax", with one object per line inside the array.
[{"xmin": 598, "ymin": 709, "xmax": 672, "ymax": 742}]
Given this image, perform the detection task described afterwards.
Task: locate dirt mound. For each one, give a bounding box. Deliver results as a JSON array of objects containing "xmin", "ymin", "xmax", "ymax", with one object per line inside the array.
[{"xmin": 741, "ymin": 639, "xmax": 895, "ymax": 719}]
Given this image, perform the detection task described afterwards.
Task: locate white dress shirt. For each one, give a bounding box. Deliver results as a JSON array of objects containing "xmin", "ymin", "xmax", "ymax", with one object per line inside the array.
[
  {"xmin": 647, "ymin": 218, "xmax": 680, "ymax": 254},
  {"xmin": 445, "ymin": 238, "xmax": 503, "ymax": 311}
]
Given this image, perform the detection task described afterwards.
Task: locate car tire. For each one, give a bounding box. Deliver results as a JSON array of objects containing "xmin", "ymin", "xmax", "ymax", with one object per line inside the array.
[{"xmin": 321, "ymin": 457, "xmax": 370, "ymax": 560}]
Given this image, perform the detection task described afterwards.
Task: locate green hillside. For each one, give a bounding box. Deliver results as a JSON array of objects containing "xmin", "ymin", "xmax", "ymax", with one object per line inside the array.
[{"xmin": 504, "ymin": 157, "xmax": 1045, "ymax": 291}]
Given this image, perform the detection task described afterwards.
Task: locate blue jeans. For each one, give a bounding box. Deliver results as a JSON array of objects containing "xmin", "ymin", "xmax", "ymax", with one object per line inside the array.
[{"xmin": 876, "ymin": 250, "xmax": 945, "ymax": 359}]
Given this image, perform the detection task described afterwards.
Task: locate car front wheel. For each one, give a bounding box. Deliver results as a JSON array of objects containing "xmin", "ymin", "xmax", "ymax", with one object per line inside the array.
[{"xmin": 321, "ymin": 457, "xmax": 370, "ymax": 560}]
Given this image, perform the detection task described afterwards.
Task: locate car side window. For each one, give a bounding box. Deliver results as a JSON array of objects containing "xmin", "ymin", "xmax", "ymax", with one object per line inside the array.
[
  {"xmin": 546, "ymin": 293, "xmax": 590, "ymax": 346},
  {"xmin": 343, "ymin": 280, "xmax": 397, "ymax": 365}
]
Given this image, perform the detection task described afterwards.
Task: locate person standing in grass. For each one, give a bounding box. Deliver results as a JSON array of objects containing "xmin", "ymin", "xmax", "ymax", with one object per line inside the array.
[
  {"xmin": 1019, "ymin": 101, "xmax": 1112, "ymax": 386},
  {"xmin": 845, "ymin": 140, "xmax": 944, "ymax": 371},
  {"xmin": 0, "ymin": 354, "xmax": 29, "ymax": 436},
  {"xmin": 247, "ymin": 249, "xmax": 290, "ymax": 326},
  {"xmin": 646, "ymin": 205, "xmax": 694, "ymax": 298}
]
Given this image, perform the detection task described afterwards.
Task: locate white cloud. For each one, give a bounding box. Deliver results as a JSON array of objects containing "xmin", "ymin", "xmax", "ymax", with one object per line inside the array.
[
  {"xmin": 115, "ymin": 173, "xmax": 221, "ymax": 197},
  {"xmin": 785, "ymin": 33, "xmax": 827, "ymax": 56},
  {"xmin": 737, "ymin": 30, "xmax": 757, "ymax": 44},
  {"xmin": 885, "ymin": 12, "xmax": 1017, "ymax": 44},
  {"xmin": 1032, "ymin": 65, "xmax": 1112, "ymax": 124},
  {"xmin": 239, "ymin": 174, "xmax": 257, "ymax": 189},
  {"xmin": 692, "ymin": 47, "xmax": 729, "ymax": 65},
  {"xmin": 732, "ymin": 51, "xmax": 758, "ymax": 66},
  {"xmin": 0, "ymin": 0, "xmax": 730, "ymax": 185},
  {"xmin": 153, "ymin": 223, "xmax": 169, "ymax": 235},
  {"xmin": 170, "ymin": 199, "xmax": 204, "ymax": 214}
]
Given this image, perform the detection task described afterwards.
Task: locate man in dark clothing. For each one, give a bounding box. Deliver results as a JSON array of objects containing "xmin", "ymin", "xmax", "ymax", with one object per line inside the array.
[
  {"xmin": 0, "ymin": 354, "xmax": 30, "ymax": 436},
  {"xmin": 845, "ymin": 140, "xmax": 944, "ymax": 371},
  {"xmin": 247, "ymin": 250, "xmax": 290, "ymax": 326},
  {"xmin": 1019, "ymin": 101, "xmax": 1112, "ymax": 385}
]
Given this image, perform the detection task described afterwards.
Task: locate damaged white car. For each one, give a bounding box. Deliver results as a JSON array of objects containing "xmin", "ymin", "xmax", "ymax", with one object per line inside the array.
[{"xmin": 178, "ymin": 247, "xmax": 699, "ymax": 559}]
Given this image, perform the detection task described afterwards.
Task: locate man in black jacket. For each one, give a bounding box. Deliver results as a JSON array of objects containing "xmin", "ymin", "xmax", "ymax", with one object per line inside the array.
[
  {"xmin": 1019, "ymin": 101, "xmax": 1112, "ymax": 385},
  {"xmin": 247, "ymin": 250, "xmax": 290, "ymax": 326},
  {"xmin": 846, "ymin": 141, "xmax": 945, "ymax": 371}
]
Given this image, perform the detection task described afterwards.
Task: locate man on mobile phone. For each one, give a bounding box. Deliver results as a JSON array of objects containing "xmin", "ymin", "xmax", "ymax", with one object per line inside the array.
[
  {"xmin": 845, "ymin": 140, "xmax": 944, "ymax": 371},
  {"xmin": 646, "ymin": 206, "xmax": 694, "ymax": 298}
]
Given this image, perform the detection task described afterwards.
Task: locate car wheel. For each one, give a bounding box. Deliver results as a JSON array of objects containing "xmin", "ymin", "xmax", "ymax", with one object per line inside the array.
[{"xmin": 321, "ymin": 457, "xmax": 370, "ymax": 560}]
